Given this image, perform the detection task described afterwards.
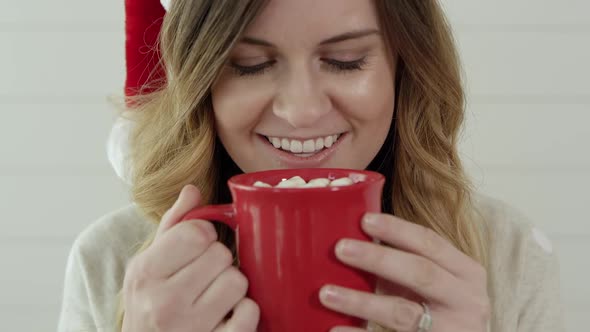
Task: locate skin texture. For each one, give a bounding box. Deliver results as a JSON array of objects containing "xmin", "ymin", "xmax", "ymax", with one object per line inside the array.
[
  {"xmin": 212, "ymin": 0, "xmax": 489, "ymax": 331},
  {"xmin": 122, "ymin": 0, "xmax": 489, "ymax": 331},
  {"xmin": 122, "ymin": 185, "xmax": 260, "ymax": 332},
  {"xmin": 211, "ymin": 0, "xmax": 395, "ymax": 171}
]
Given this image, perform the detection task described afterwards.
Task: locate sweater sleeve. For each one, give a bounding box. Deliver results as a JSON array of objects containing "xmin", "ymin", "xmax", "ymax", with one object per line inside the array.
[
  {"xmin": 57, "ymin": 239, "xmax": 97, "ymax": 332},
  {"xmin": 57, "ymin": 205, "xmax": 153, "ymax": 332},
  {"xmin": 57, "ymin": 241, "xmax": 110, "ymax": 332},
  {"xmin": 57, "ymin": 232, "xmax": 126, "ymax": 332},
  {"xmin": 516, "ymin": 228, "xmax": 566, "ymax": 332}
]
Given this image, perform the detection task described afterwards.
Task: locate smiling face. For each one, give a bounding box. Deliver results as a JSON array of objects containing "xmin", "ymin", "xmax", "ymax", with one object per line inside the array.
[{"xmin": 211, "ymin": 0, "xmax": 396, "ymax": 172}]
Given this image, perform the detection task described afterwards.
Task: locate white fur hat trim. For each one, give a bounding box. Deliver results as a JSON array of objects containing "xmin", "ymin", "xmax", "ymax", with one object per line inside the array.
[
  {"xmin": 161, "ymin": 0, "xmax": 171, "ymax": 11},
  {"xmin": 106, "ymin": 115, "xmax": 135, "ymax": 184}
]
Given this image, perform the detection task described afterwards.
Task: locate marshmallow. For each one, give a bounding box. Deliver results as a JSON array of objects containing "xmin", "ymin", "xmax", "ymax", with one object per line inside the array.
[
  {"xmin": 288, "ymin": 176, "xmax": 306, "ymax": 186},
  {"xmin": 276, "ymin": 179, "xmax": 300, "ymax": 188},
  {"xmin": 253, "ymin": 181, "xmax": 272, "ymax": 188},
  {"xmin": 253, "ymin": 176, "xmax": 358, "ymax": 188},
  {"xmin": 329, "ymin": 177, "xmax": 354, "ymax": 187},
  {"xmin": 303, "ymin": 178, "xmax": 331, "ymax": 188}
]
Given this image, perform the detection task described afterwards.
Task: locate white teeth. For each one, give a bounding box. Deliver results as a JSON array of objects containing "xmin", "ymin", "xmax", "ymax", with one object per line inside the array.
[
  {"xmin": 324, "ymin": 135, "xmax": 334, "ymax": 148},
  {"xmin": 303, "ymin": 139, "xmax": 316, "ymax": 153},
  {"xmin": 315, "ymin": 138, "xmax": 324, "ymax": 150},
  {"xmin": 271, "ymin": 137, "xmax": 281, "ymax": 148},
  {"xmin": 290, "ymin": 140, "xmax": 303, "ymax": 153},
  {"xmin": 267, "ymin": 133, "xmax": 343, "ymax": 154},
  {"xmin": 281, "ymin": 138, "xmax": 290, "ymax": 150}
]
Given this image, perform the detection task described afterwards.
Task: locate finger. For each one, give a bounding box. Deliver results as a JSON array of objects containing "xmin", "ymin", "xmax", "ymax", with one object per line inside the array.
[
  {"xmin": 335, "ymin": 239, "xmax": 461, "ymax": 304},
  {"xmin": 223, "ymin": 298, "xmax": 260, "ymax": 331},
  {"xmin": 192, "ymin": 267, "xmax": 249, "ymax": 331},
  {"xmin": 329, "ymin": 327, "xmax": 365, "ymax": 332},
  {"xmin": 168, "ymin": 241, "xmax": 234, "ymax": 300},
  {"xmin": 361, "ymin": 213, "xmax": 483, "ymax": 280},
  {"xmin": 212, "ymin": 321, "xmax": 228, "ymax": 332},
  {"xmin": 320, "ymin": 285, "xmax": 423, "ymax": 332},
  {"xmin": 157, "ymin": 184, "xmax": 202, "ymax": 238},
  {"xmin": 141, "ymin": 219, "xmax": 217, "ymax": 278}
]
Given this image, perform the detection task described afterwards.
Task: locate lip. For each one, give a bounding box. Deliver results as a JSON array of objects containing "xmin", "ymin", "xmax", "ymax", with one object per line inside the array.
[
  {"xmin": 262, "ymin": 134, "xmax": 341, "ymax": 141},
  {"xmin": 257, "ymin": 132, "xmax": 348, "ymax": 168}
]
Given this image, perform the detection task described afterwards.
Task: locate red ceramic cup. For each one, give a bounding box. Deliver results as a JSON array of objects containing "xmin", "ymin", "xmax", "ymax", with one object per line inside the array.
[{"xmin": 181, "ymin": 168, "xmax": 385, "ymax": 332}]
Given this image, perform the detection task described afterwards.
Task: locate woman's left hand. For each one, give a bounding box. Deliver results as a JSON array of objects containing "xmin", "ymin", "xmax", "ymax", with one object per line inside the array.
[{"xmin": 319, "ymin": 213, "xmax": 490, "ymax": 332}]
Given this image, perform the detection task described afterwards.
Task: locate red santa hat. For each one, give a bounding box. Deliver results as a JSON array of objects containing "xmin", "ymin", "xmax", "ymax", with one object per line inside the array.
[
  {"xmin": 108, "ymin": 0, "xmax": 170, "ymax": 182},
  {"xmin": 124, "ymin": 0, "xmax": 169, "ymax": 102}
]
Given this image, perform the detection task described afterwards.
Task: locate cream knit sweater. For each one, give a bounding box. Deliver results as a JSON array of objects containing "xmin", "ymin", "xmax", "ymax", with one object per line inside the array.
[{"xmin": 57, "ymin": 195, "xmax": 565, "ymax": 332}]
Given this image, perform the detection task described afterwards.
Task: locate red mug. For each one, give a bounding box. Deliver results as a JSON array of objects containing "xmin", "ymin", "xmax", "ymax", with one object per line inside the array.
[{"xmin": 181, "ymin": 168, "xmax": 385, "ymax": 332}]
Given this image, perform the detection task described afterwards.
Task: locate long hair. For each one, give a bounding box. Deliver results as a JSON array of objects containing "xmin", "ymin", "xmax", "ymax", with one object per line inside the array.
[{"xmin": 117, "ymin": 0, "xmax": 488, "ymax": 329}]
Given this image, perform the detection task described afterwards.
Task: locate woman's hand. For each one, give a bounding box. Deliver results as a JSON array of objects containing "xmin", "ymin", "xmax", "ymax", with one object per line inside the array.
[
  {"xmin": 319, "ymin": 213, "xmax": 490, "ymax": 332},
  {"xmin": 122, "ymin": 185, "xmax": 260, "ymax": 332}
]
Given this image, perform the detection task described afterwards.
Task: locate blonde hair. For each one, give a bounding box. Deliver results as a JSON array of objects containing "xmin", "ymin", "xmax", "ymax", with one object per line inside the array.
[{"xmin": 117, "ymin": 0, "xmax": 488, "ymax": 330}]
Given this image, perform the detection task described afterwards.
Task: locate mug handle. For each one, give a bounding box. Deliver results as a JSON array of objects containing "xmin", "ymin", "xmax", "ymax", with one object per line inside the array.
[{"xmin": 180, "ymin": 204, "xmax": 238, "ymax": 230}]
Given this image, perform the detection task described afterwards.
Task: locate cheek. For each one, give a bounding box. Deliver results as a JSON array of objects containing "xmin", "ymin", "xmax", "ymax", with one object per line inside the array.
[
  {"xmin": 211, "ymin": 76, "xmax": 272, "ymax": 133},
  {"xmin": 329, "ymin": 63, "xmax": 395, "ymax": 122}
]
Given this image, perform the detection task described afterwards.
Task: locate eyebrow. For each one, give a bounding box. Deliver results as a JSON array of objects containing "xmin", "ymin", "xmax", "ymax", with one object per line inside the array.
[{"xmin": 240, "ymin": 28, "xmax": 381, "ymax": 48}]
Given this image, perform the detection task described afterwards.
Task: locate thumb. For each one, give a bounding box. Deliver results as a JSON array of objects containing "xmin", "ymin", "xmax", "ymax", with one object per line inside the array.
[{"xmin": 156, "ymin": 184, "xmax": 202, "ymax": 238}]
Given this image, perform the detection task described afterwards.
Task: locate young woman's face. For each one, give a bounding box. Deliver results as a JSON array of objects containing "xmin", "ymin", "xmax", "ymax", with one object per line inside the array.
[{"xmin": 211, "ymin": 0, "xmax": 396, "ymax": 172}]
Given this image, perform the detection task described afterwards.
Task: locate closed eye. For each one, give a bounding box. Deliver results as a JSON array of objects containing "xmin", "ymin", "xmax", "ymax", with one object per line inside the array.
[
  {"xmin": 230, "ymin": 61, "xmax": 276, "ymax": 77},
  {"xmin": 229, "ymin": 57, "xmax": 368, "ymax": 77},
  {"xmin": 322, "ymin": 57, "xmax": 368, "ymax": 73}
]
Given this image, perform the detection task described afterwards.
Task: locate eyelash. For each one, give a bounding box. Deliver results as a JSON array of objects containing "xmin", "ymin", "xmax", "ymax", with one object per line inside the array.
[{"xmin": 229, "ymin": 57, "xmax": 368, "ymax": 77}]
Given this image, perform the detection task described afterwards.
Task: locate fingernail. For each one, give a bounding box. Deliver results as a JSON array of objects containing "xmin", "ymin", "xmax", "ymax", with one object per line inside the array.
[
  {"xmin": 320, "ymin": 286, "xmax": 343, "ymax": 304},
  {"xmin": 363, "ymin": 213, "xmax": 382, "ymax": 231},
  {"xmin": 336, "ymin": 239, "xmax": 361, "ymax": 258}
]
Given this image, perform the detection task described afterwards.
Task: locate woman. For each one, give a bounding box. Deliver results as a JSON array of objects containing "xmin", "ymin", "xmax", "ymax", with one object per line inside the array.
[{"xmin": 58, "ymin": 0, "xmax": 565, "ymax": 331}]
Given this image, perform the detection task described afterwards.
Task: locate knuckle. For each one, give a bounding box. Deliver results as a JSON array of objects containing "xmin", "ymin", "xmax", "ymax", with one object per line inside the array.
[
  {"xmin": 473, "ymin": 264, "xmax": 488, "ymax": 285},
  {"xmin": 149, "ymin": 296, "xmax": 176, "ymax": 329},
  {"xmin": 236, "ymin": 298, "xmax": 261, "ymax": 326},
  {"xmin": 412, "ymin": 257, "xmax": 437, "ymax": 289},
  {"xmin": 371, "ymin": 245, "xmax": 389, "ymax": 271},
  {"xmin": 124, "ymin": 287, "xmax": 175, "ymax": 330},
  {"xmin": 194, "ymin": 219, "xmax": 218, "ymax": 239},
  {"xmin": 474, "ymin": 297, "xmax": 492, "ymax": 321},
  {"xmin": 420, "ymin": 226, "xmax": 442, "ymax": 257},
  {"xmin": 124, "ymin": 257, "xmax": 152, "ymax": 291},
  {"xmin": 122, "ymin": 261, "xmax": 180, "ymax": 330},
  {"xmin": 177, "ymin": 221, "xmax": 216, "ymax": 246},
  {"xmin": 470, "ymin": 263, "xmax": 490, "ymax": 297},
  {"xmin": 387, "ymin": 298, "xmax": 422, "ymax": 330},
  {"xmin": 221, "ymin": 267, "xmax": 249, "ymax": 296},
  {"xmin": 243, "ymin": 298, "xmax": 260, "ymax": 317},
  {"xmin": 211, "ymin": 241, "xmax": 234, "ymax": 267}
]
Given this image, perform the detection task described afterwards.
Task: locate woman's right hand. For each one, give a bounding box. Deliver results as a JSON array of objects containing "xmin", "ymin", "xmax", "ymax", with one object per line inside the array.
[{"xmin": 122, "ymin": 185, "xmax": 260, "ymax": 332}]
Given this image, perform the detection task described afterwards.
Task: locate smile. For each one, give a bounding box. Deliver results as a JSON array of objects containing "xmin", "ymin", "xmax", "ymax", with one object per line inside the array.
[{"xmin": 265, "ymin": 134, "xmax": 343, "ymax": 156}]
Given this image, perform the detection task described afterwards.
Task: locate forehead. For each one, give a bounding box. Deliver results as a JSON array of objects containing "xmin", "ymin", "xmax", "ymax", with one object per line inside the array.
[{"xmin": 243, "ymin": 0, "xmax": 380, "ymax": 45}]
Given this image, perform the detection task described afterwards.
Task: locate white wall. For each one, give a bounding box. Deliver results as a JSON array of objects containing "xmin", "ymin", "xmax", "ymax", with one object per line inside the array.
[
  {"xmin": 0, "ymin": 1, "xmax": 588, "ymax": 331},
  {"xmin": 442, "ymin": 0, "xmax": 590, "ymax": 330}
]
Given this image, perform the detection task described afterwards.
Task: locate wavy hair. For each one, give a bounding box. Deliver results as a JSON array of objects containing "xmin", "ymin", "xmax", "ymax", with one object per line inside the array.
[{"xmin": 117, "ymin": 0, "xmax": 488, "ymax": 330}]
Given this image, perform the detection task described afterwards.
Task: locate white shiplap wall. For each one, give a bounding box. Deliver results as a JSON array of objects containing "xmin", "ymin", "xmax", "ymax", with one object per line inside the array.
[
  {"xmin": 444, "ymin": 1, "xmax": 590, "ymax": 330},
  {"xmin": 0, "ymin": 1, "xmax": 588, "ymax": 331},
  {"xmin": 0, "ymin": 1, "xmax": 130, "ymax": 331}
]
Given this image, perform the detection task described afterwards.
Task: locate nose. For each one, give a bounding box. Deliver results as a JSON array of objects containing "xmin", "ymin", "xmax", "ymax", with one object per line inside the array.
[{"xmin": 272, "ymin": 66, "xmax": 332, "ymax": 128}]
